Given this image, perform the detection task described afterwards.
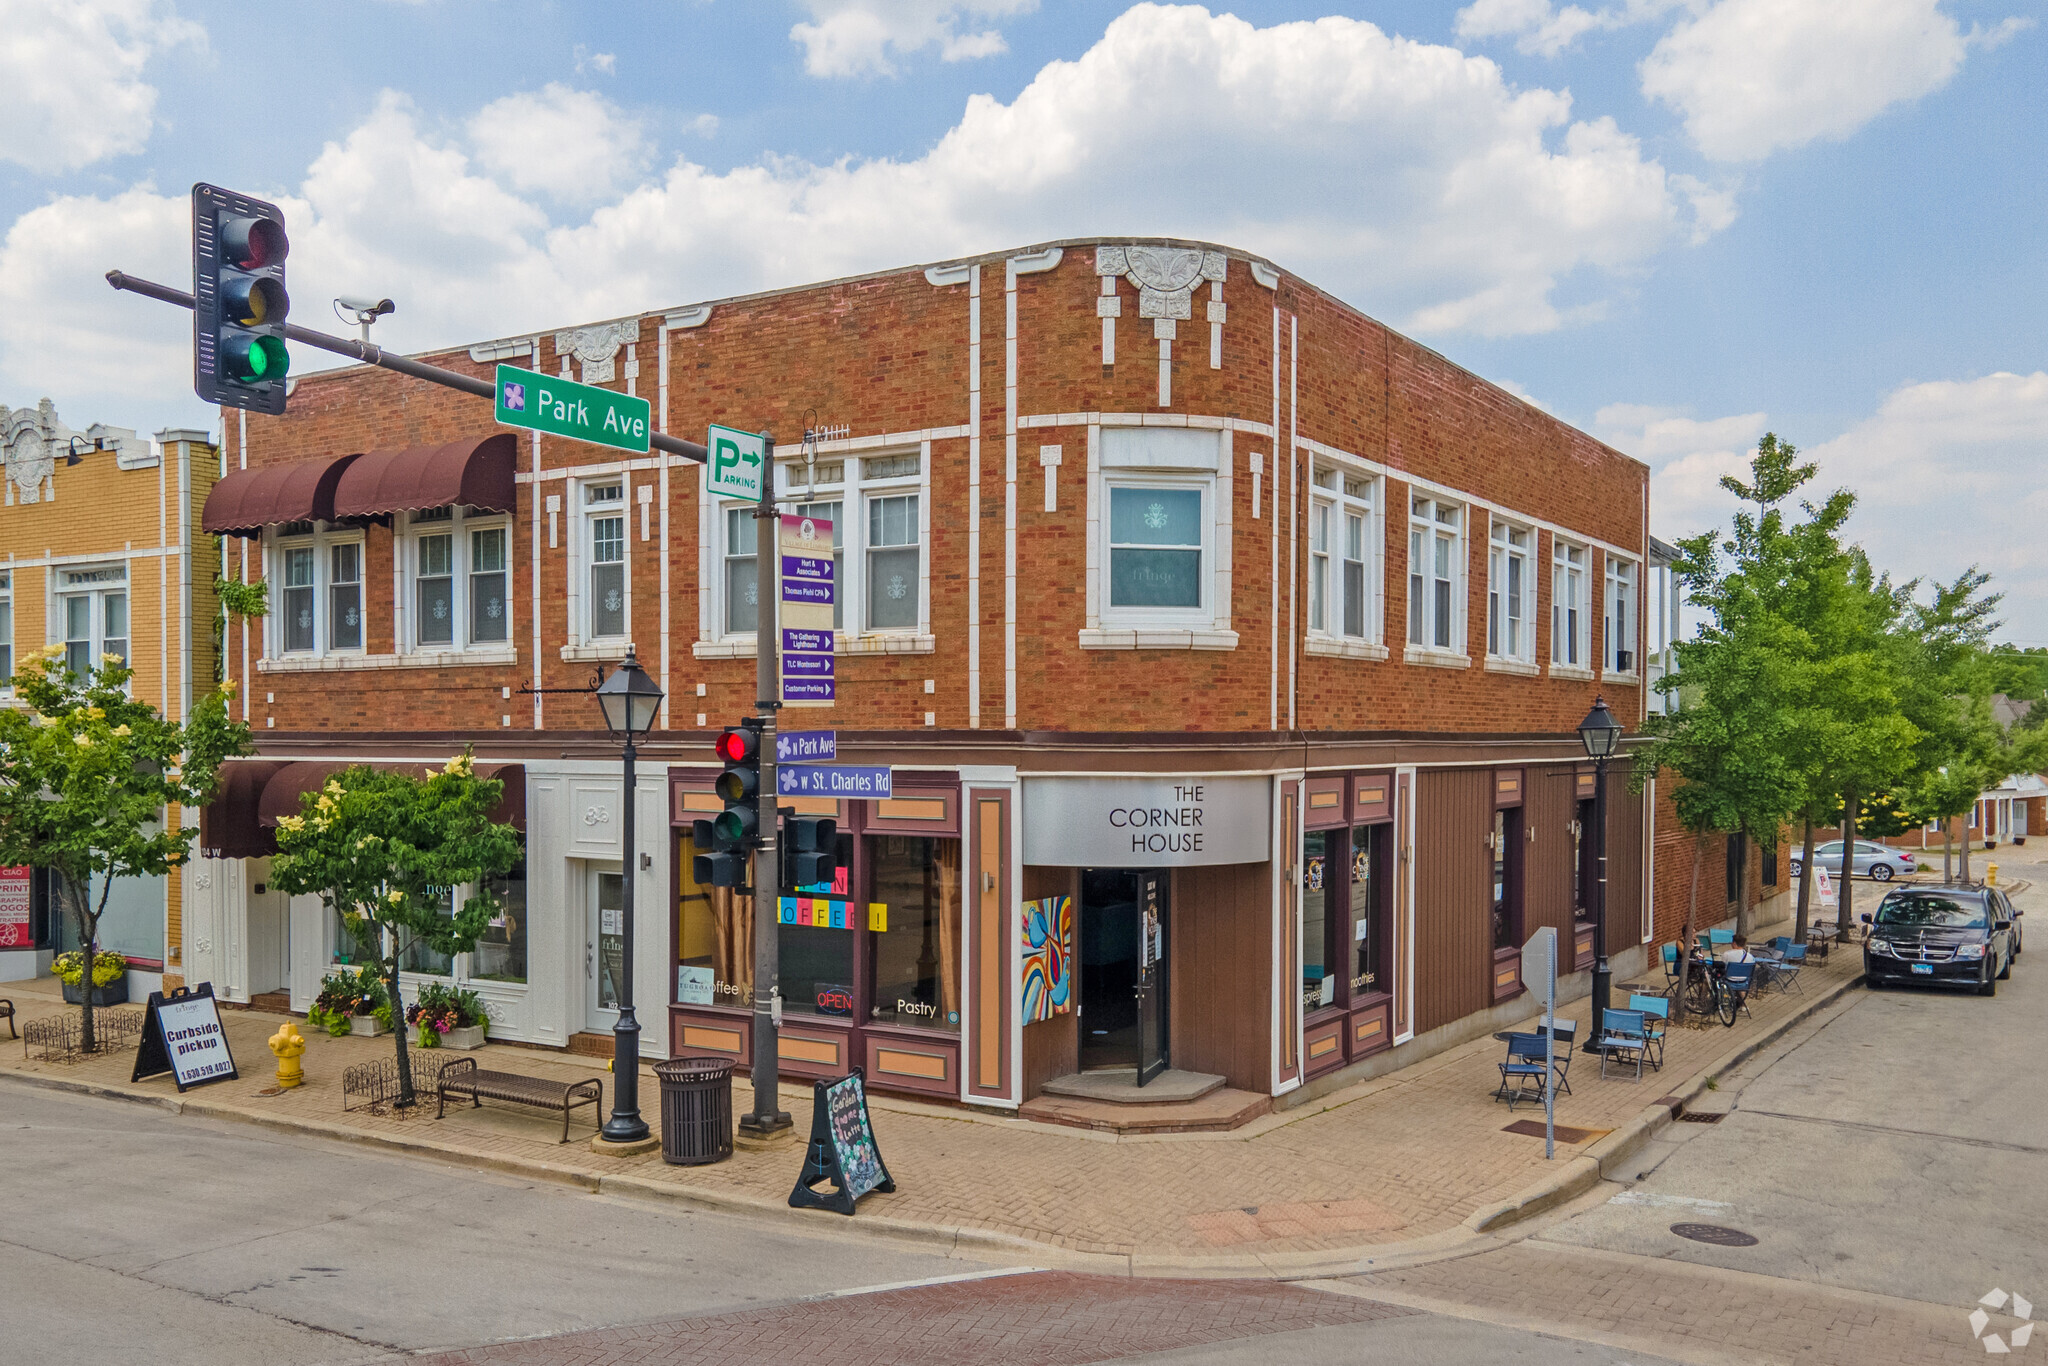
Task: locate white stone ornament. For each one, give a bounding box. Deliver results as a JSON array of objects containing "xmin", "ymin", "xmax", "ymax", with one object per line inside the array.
[
  {"xmin": 553, "ymin": 320, "xmax": 639, "ymax": 385},
  {"xmin": 1095, "ymin": 245, "xmax": 1229, "ymax": 404},
  {"xmin": 3, "ymin": 398, "xmax": 60, "ymax": 505}
]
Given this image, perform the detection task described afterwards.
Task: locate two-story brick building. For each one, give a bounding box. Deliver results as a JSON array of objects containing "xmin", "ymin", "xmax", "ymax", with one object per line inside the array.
[{"xmin": 186, "ymin": 238, "xmax": 1652, "ymax": 1115}]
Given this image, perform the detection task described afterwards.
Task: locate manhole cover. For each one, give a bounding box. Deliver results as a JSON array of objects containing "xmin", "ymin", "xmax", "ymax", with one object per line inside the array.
[{"xmin": 1671, "ymin": 1222, "xmax": 1758, "ymax": 1246}]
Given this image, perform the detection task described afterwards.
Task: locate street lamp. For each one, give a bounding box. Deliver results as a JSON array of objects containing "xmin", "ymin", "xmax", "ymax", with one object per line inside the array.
[
  {"xmin": 594, "ymin": 645, "xmax": 664, "ymax": 1146},
  {"xmin": 1577, "ymin": 696, "xmax": 1624, "ymax": 1031}
]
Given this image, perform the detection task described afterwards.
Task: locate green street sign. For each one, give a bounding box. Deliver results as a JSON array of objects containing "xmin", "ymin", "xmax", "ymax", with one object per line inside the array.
[
  {"xmin": 495, "ymin": 364, "xmax": 651, "ymax": 454},
  {"xmin": 706, "ymin": 422, "xmax": 766, "ymax": 503}
]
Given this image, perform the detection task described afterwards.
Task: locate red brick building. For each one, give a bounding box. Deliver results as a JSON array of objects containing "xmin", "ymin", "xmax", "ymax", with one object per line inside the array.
[{"xmin": 188, "ymin": 239, "xmax": 1653, "ymax": 1113}]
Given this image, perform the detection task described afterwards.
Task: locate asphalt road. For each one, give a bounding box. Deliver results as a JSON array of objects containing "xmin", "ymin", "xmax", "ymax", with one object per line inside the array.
[
  {"xmin": 1541, "ymin": 860, "xmax": 2047, "ymax": 1310},
  {"xmin": 0, "ymin": 1084, "xmax": 1675, "ymax": 1366}
]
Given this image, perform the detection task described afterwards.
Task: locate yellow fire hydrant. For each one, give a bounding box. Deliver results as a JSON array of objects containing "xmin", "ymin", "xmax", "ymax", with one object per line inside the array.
[
  {"xmin": 1988, "ymin": 863, "xmax": 1999, "ymax": 887},
  {"xmin": 268, "ymin": 1019, "xmax": 306, "ymax": 1089}
]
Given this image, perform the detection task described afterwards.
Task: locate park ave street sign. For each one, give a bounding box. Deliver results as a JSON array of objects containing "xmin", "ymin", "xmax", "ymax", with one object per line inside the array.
[{"xmin": 495, "ymin": 364, "xmax": 651, "ymax": 454}]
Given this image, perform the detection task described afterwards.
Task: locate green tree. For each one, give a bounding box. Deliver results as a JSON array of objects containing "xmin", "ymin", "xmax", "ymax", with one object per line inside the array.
[
  {"xmin": 268, "ymin": 754, "xmax": 520, "ymax": 1106},
  {"xmin": 0, "ymin": 647, "xmax": 250, "ymax": 1050}
]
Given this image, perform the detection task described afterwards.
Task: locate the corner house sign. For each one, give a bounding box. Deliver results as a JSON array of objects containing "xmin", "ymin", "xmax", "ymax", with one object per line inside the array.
[{"xmin": 1022, "ymin": 776, "xmax": 1270, "ymax": 867}]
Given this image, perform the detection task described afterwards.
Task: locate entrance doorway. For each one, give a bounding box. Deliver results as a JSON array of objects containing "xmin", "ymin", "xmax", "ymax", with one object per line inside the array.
[
  {"xmin": 586, "ymin": 865, "xmax": 625, "ymax": 1033},
  {"xmin": 1078, "ymin": 869, "xmax": 1168, "ymax": 1077}
]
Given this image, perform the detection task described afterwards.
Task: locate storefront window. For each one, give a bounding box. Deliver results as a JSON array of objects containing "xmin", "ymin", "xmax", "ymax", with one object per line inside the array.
[
  {"xmin": 1302, "ymin": 831, "xmax": 1333, "ymax": 1012},
  {"xmin": 1350, "ymin": 827, "xmax": 1379, "ymax": 996},
  {"xmin": 778, "ymin": 830, "xmax": 856, "ymax": 1021},
  {"xmin": 1492, "ymin": 808, "xmax": 1524, "ymax": 951},
  {"xmin": 331, "ymin": 906, "xmax": 381, "ymax": 966},
  {"xmin": 473, "ymin": 856, "xmax": 527, "ymax": 982},
  {"xmin": 867, "ymin": 835, "xmax": 961, "ymax": 1031},
  {"xmin": 400, "ymin": 886, "xmax": 454, "ymax": 976},
  {"xmin": 1573, "ymin": 797, "xmax": 1595, "ymax": 924},
  {"xmin": 675, "ymin": 830, "xmax": 751, "ymax": 1007}
]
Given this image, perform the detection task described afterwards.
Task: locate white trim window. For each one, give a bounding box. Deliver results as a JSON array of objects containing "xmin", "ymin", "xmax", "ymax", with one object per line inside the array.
[
  {"xmin": 1107, "ymin": 482, "xmax": 1206, "ymax": 620},
  {"xmin": 57, "ymin": 564, "xmax": 128, "ymax": 675},
  {"xmin": 866, "ymin": 491, "xmax": 919, "ymax": 631},
  {"xmin": 1309, "ymin": 468, "xmax": 1377, "ymax": 643},
  {"xmin": 584, "ymin": 483, "xmax": 627, "ymax": 641},
  {"xmin": 1487, "ymin": 520, "xmax": 1535, "ymax": 662},
  {"xmin": 0, "ymin": 569, "xmax": 14, "ymax": 682},
  {"xmin": 1605, "ymin": 554, "xmax": 1636, "ymax": 674},
  {"xmin": 328, "ymin": 541, "xmax": 363, "ymax": 651},
  {"xmin": 1552, "ymin": 540, "xmax": 1589, "ymax": 669},
  {"xmin": 721, "ymin": 501, "xmax": 760, "ymax": 635},
  {"xmin": 1406, "ymin": 496, "xmax": 1463, "ymax": 652},
  {"xmin": 269, "ymin": 522, "xmax": 366, "ymax": 659},
  {"xmin": 402, "ymin": 506, "xmax": 514, "ymax": 653}
]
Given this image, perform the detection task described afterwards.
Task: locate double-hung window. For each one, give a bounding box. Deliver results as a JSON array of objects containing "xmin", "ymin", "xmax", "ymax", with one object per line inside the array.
[
  {"xmin": 271, "ymin": 523, "xmax": 365, "ymax": 659},
  {"xmin": 1309, "ymin": 468, "xmax": 1377, "ymax": 643},
  {"xmin": 58, "ymin": 565, "xmax": 128, "ymax": 675},
  {"xmin": 1604, "ymin": 555, "xmax": 1636, "ymax": 674},
  {"xmin": 329, "ymin": 543, "xmax": 363, "ymax": 651},
  {"xmin": 867, "ymin": 494, "xmax": 919, "ymax": 630},
  {"xmin": 281, "ymin": 544, "xmax": 317, "ymax": 653},
  {"xmin": 470, "ymin": 526, "xmax": 508, "ymax": 643},
  {"xmin": 1406, "ymin": 496, "xmax": 1462, "ymax": 652},
  {"xmin": 723, "ymin": 504, "xmax": 759, "ymax": 635},
  {"xmin": 791, "ymin": 481, "xmax": 844, "ymax": 632},
  {"xmin": 1487, "ymin": 521, "xmax": 1534, "ymax": 662},
  {"xmin": 585, "ymin": 484, "xmax": 626, "ymax": 641},
  {"xmin": 1108, "ymin": 486, "xmax": 1203, "ymax": 611},
  {"xmin": 0, "ymin": 570, "xmax": 11, "ymax": 681},
  {"xmin": 400, "ymin": 506, "xmax": 512, "ymax": 654},
  {"xmin": 414, "ymin": 515, "xmax": 456, "ymax": 647},
  {"xmin": 1552, "ymin": 541, "xmax": 1588, "ymax": 669}
]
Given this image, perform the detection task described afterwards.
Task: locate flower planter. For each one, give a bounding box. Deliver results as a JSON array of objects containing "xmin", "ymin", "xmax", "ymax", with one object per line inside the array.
[
  {"xmin": 61, "ymin": 976, "xmax": 128, "ymax": 1008},
  {"xmin": 437, "ymin": 1024, "xmax": 486, "ymax": 1050},
  {"xmin": 350, "ymin": 1014, "xmax": 388, "ymax": 1037}
]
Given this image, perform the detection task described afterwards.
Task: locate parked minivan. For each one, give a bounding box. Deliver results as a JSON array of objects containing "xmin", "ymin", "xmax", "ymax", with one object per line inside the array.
[{"xmin": 1863, "ymin": 885, "xmax": 2022, "ymax": 996}]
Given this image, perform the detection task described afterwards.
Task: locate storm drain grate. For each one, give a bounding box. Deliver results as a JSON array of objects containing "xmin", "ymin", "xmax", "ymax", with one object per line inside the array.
[
  {"xmin": 1671, "ymin": 1222, "xmax": 1759, "ymax": 1246},
  {"xmin": 1678, "ymin": 1111, "xmax": 1727, "ymax": 1123}
]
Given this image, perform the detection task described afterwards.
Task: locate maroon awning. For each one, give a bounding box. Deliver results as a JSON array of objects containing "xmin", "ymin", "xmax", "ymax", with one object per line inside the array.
[
  {"xmin": 330, "ymin": 434, "xmax": 517, "ymax": 520},
  {"xmin": 201, "ymin": 454, "xmax": 361, "ymax": 537},
  {"xmin": 198, "ymin": 760, "xmax": 288, "ymax": 859},
  {"xmin": 256, "ymin": 760, "xmax": 526, "ymax": 832}
]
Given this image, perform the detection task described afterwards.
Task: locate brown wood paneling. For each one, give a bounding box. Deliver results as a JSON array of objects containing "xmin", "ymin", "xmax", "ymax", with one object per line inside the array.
[
  {"xmin": 1168, "ymin": 860, "xmax": 1272, "ymax": 1093},
  {"xmin": 1605, "ymin": 778, "xmax": 1645, "ymax": 954},
  {"xmin": 1415, "ymin": 768, "xmax": 1492, "ymax": 1034},
  {"xmin": 1524, "ymin": 764, "xmax": 1577, "ymax": 948},
  {"xmin": 1352, "ymin": 773, "xmax": 1392, "ymax": 824},
  {"xmin": 1305, "ymin": 777, "xmax": 1347, "ymax": 829},
  {"xmin": 1020, "ymin": 866, "xmax": 1078, "ymax": 1099},
  {"xmin": 1348, "ymin": 1001, "xmax": 1391, "ymax": 1059},
  {"xmin": 1305, "ymin": 1014, "xmax": 1345, "ymax": 1074},
  {"xmin": 1494, "ymin": 769, "xmax": 1524, "ymax": 807},
  {"xmin": 967, "ymin": 788, "xmax": 1013, "ymax": 1101}
]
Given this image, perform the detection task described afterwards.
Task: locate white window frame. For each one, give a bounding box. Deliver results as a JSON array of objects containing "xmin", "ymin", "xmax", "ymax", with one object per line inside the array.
[
  {"xmin": 1486, "ymin": 518, "xmax": 1535, "ymax": 665},
  {"xmin": 1103, "ymin": 475, "xmax": 1213, "ymax": 629},
  {"xmin": 1604, "ymin": 553, "xmax": 1637, "ymax": 675},
  {"xmin": 1551, "ymin": 538, "xmax": 1590, "ymax": 672},
  {"xmin": 400, "ymin": 505, "xmax": 513, "ymax": 656},
  {"xmin": 1307, "ymin": 466, "xmax": 1379, "ymax": 647},
  {"xmin": 581, "ymin": 483, "xmax": 628, "ymax": 644},
  {"xmin": 1406, "ymin": 495, "xmax": 1464, "ymax": 657},
  {"xmin": 54, "ymin": 563, "xmax": 130, "ymax": 677},
  {"xmin": 0, "ymin": 568, "xmax": 13, "ymax": 690}
]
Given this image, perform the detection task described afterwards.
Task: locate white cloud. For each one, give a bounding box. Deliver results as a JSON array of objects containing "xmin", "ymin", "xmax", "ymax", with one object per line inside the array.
[
  {"xmin": 469, "ymin": 84, "xmax": 649, "ymax": 204},
  {"xmin": 573, "ymin": 44, "xmax": 617, "ymax": 76},
  {"xmin": 0, "ymin": 0, "xmax": 204, "ymax": 174},
  {"xmin": 1599, "ymin": 402, "xmax": 1769, "ymax": 538},
  {"xmin": 1640, "ymin": 0, "xmax": 2013, "ymax": 162},
  {"xmin": 1454, "ymin": 0, "xmax": 1678, "ymax": 58},
  {"xmin": 790, "ymin": 0, "xmax": 1037, "ymax": 77}
]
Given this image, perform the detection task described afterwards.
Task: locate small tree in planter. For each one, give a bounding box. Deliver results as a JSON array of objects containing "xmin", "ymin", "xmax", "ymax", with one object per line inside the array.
[
  {"xmin": 0, "ymin": 648, "xmax": 249, "ymax": 1052},
  {"xmin": 268, "ymin": 753, "xmax": 519, "ymax": 1107}
]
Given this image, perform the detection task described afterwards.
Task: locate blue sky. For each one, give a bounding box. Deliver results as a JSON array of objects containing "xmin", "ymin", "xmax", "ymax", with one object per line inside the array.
[{"xmin": 3, "ymin": 1, "xmax": 2044, "ymax": 638}]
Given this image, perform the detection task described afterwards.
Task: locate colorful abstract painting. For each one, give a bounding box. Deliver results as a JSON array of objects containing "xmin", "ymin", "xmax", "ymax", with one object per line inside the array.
[{"xmin": 1020, "ymin": 894, "xmax": 1074, "ymax": 1023}]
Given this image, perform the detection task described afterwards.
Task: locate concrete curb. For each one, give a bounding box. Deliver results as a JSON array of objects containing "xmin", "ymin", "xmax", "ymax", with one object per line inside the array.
[{"xmin": 1460, "ymin": 967, "xmax": 1866, "ymax": 1236}]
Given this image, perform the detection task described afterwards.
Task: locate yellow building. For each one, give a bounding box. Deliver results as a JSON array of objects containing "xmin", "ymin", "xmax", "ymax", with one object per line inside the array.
[{"xmin": 0, "ymin": 398, "xmax": 219, "ymax": 995}]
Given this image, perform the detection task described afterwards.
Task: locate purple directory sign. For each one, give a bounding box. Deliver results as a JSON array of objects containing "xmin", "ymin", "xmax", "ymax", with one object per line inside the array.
[
  {"xmin": 778, "ymin": 764, "xmax": 893, "ymax": 798},
  {"xmin": 779, "ymin": 513, "xmax": 835, "ymax": 705}
]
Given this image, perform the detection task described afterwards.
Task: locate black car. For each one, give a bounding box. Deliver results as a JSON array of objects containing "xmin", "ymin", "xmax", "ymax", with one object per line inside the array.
[{"xmin": 1863, "ymin": 885, "xmax": 2021, "ymax": 995}]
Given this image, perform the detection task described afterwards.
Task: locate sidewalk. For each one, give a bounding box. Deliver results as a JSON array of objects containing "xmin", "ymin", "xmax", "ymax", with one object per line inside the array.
[{"xmin": 0, "ymin": 936, "xmax": 1862, "ymax": 1275}]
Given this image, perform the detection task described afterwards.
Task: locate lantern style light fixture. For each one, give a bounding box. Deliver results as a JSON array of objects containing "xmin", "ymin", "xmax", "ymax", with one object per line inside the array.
[
  {"xmin": 1577, "ymin": 696, "xmax": 1624, "ymax": 760},
  {"xmin": 592, "ymin": 645, "xmax": 664, "ymax": 1149},
  {"xmin": 595, "ymin": 647, "xmax": 664, "ymax": 736},
  {"xmin": 1576, "ymin": 695, "xmax": 1623, "ymax": 1031}
]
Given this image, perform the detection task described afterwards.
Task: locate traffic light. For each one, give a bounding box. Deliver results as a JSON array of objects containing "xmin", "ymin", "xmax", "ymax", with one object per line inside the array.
[
  {"xmin": 192, "ymin": 182, "xmax": 290, "ymax": 415},
  {"xmin": 784, "ymin": 817, "xmax": 838, "ymax": 890},
  {"xmin": 691, "ymin": 724, "xmax": 762, "ymax": 889}
]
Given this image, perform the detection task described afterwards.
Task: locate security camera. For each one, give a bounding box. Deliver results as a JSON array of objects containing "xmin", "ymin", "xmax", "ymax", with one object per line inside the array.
[{"xmin": 337, "ymin": 296, "xmax": 395, "ymax": 317}]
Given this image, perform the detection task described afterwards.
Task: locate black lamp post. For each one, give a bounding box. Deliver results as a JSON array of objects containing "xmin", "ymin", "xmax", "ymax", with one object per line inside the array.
[
  {"xmin": 594, "ymin": 645, "xmax": 664, "ymax": 1145},
  {"xmin": 1577, "ymin": 695, "xmax": 1624, "ymax": 1031}
]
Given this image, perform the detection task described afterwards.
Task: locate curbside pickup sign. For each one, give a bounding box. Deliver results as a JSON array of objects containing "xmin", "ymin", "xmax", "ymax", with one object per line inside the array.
[
  {"xmin": 494, "ymin": 364, "xmax": 651, "ymax": 454},
  {"xmin": 707, "ymin": 423, "xmax": 766, "ymax": 503}
]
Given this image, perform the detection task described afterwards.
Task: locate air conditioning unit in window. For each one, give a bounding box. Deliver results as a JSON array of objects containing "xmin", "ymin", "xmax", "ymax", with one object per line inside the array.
[{"xmin": 1616, "ymin": 650, "xmax": 1633, "ymax": 672}]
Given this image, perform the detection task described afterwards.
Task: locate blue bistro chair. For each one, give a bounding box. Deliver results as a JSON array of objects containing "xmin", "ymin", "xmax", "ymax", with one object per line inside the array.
[
  {"xmin": 1598, "ymin": 1009, "xmax": 1650, "ymax": 1080},
  {"xmin": 1661, "ymin": 942, "xmax": 1684, "ymax": 993},
  {"xmin": 1708, "ymin": 928, "xmax": 1735, "ymax": 948},
  {"xmin": 1496, "ymin": 1033, "xmax": 1558, "ymax": 1110},
  {"xmin": 1773, "ymin": 943, "xmax": 1807, "ymax": 995},
  {"xmin": 1721, "ymin": 961, "xmax": 1757, "ymax": 1021},
  {"xmin": 1628, "ymin": 993, "xmax": 1669, "ymax": 1071}
]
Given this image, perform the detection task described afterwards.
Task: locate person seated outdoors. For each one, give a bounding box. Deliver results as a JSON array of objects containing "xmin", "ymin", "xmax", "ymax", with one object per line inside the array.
[{"xmin": 1721, "ymin": 934, "xmax": 1755, "ymax": 965}]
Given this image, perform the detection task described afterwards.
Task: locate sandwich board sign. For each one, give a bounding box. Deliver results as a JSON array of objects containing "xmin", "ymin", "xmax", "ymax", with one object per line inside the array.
[
  {"xmin": 788, "ymin": 1068, "xmax": 895, "ymax": 1215},
  {"xmin": 132, "ymin": 982, "xmax": 239, "ymax": 1091}
]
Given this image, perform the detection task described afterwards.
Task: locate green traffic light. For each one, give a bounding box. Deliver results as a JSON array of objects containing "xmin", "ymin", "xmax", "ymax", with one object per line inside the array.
[{"xmin": 221, "ymin": 332, "xmax": 289, "ymax": 384}]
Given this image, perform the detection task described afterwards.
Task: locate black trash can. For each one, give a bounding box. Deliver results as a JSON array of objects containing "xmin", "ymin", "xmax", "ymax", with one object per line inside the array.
[{"xmin": 654, "ymin": 1056, "xmax": 734, "ymax": 1165}]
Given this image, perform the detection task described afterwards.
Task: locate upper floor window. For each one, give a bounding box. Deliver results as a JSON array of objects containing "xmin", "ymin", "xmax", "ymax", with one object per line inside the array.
[
  {"xmin": 723, "ymin": 505, "xmax": 758, "ymax": 635},
  {"xmin": 403, "ymin": 506, "xmax": 511, "ymax": 653},
  {"xmin": 1605, "ymin": 555, "xmax": 1636, "ymax": 674},
  {"xmin": 1309, "ymin": 468, "xmax": 1377, "ymax": 642},
  {"xmin": 329, "ymin": 543, "xmax": 363, "ymax": 651},
  {"xmin": 281, "ymin": 544, "xmax": 317, "ymax": 652},
  {"xmin": 1487, "ymin": 521, "xmax": 1534, "ymax": 662},
  {"xmin": 1407, "ymin": 496, "xmax": 1462, "ymax": 652},
  {"xmin": 58, "ymin": 565, "xmax": 127, "ymax": 675},
  {"xmin": 1108, "ymin": 485, "xmax": 1203, "ymax": 612},
  {"xmin": 1552, "ymin": 540, "xmax": 1588, "ymax": 668},
  {"xmin": 0, "ymin": 571, "xmax": 14, "ymax": 681},
  {"xmin": 271, "ymin": 527, "xmax": 364, "ymax": 659},
  {"xmin": 866, "ymin": 493, "xmax": 920, "ymax": 630}
]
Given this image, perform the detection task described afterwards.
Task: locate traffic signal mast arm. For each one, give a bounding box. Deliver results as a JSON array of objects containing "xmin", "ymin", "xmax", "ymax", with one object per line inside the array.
[{"xmin": 105, "ymin": 270, "xmax": 710, "ymax": 464}]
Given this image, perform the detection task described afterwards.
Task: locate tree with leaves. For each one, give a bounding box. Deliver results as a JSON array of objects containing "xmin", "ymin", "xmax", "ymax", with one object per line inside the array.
[
  {"xmin": 268, "ymin": 754, "xmax": 520, "ymax": 1107},
  {"xmin": 0, "ymin": 647, "xmax": 249, "ymax": 1051}
]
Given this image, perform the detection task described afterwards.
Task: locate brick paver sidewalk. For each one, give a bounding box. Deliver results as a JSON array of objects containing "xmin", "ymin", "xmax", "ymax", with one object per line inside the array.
[{"xmin": 0, "ymin": 933, "xmax": 1859, "ymax": 1267}]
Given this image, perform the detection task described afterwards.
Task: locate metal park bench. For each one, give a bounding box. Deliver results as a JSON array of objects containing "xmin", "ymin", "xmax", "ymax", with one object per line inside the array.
[{"xmin": 434, "ymin": 1056, "xmax": 604, "ymax": 1142}]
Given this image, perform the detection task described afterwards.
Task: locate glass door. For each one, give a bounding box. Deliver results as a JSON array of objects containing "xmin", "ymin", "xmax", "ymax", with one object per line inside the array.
[{"xmin": 587, "ymin": 866, "xmax": 625, "ymax": 1033}]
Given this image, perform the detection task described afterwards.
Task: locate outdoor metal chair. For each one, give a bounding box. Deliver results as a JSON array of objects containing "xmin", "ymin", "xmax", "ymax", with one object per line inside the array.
[
  {"xmin": 1496, "ymin": 1032, "xmax": 1555, "ymax": 1111},
  {"xmin": 1661, "ymin": 942, "xmax": 1684, "ymax": 995},
  {"xmin": 1537, "ymin": 1016, "xmax": 1576, "ymax": 1096},
  {"xmin": 1598, "ymin": 1008, "xmax": 1650, "ymax": 1081},
  {"xmin": 1708, "ymin": 929, "xmax": 1735, "ymax": 948},
  {"xmin": 1722, "ymin": 961, "xmax": 1757, "ymax": 1021},
  {"xmin": 1628, "ymin": 993, "xmax": 1669, "ymax": 1071},
  {"xmin": 1773, "ymin": 943, "xmax": 1806, "ymax": 995}
]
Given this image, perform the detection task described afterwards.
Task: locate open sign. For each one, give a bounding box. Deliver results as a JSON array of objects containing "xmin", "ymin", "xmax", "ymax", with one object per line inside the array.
[{"xmin": 815, "ymin": 984, "xmax": 854, "ymax": 1016}]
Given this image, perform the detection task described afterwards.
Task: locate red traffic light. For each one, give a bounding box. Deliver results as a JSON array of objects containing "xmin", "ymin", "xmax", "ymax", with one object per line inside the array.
[{"xmin": 714, "ymin": 728, "xmax": 756, "ymax": 763}]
